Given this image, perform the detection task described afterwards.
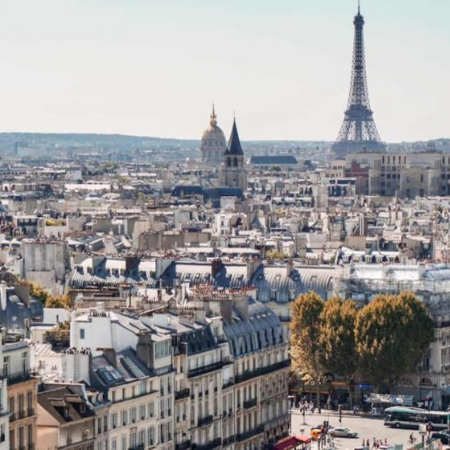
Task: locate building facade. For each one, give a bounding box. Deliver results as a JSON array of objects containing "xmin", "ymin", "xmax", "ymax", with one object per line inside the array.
[{"xmin": 5, "ymin": 340, "xmax": 38, "ymax": 450}]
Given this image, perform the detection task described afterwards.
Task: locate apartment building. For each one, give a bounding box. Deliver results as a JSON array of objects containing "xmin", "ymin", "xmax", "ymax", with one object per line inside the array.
[
  {"xmin": 0, "ymin": 340, "xmax": 8, "ymax": 450},
  {"xmin": 5, "ymin": 340, "xmax": 38, "ymax": 450},
  {"xmin": 37, "ymin": 384, "xmax": 95, "ymax": 450},
  {"xmin": 90, "ymin": 347, "xmax": 164, "ymax": 450},
  {"xmin": 344, "ymin": 150, "xmax": 450, "ymax": 198}
]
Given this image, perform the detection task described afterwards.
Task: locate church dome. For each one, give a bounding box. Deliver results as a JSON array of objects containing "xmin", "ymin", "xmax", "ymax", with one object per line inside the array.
[{"xmin": 201, "ymin": 106, "xmax": 227, "ymax": 163}]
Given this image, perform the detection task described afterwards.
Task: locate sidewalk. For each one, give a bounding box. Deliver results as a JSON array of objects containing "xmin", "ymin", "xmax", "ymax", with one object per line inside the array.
[{"xmin": 290, "ymin": 408, "xmax": 382, "ymax": 419}]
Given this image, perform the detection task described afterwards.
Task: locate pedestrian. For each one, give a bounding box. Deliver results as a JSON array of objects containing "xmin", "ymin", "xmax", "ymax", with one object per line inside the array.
[
  {"xmin": 372, "ymin": 437, "xmax": 376, "ymax": 449},
  {"xmin": 384, "ymin": 438, "xmax": 388, "ymax": 445},
  {"xmin": 366, "ymin": 439, "xmax": 370, "ymax": 448}
]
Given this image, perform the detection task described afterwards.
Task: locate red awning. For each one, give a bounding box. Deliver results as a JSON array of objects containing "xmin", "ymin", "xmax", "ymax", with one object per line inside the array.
[
  {"xmin": 295, "ymin": 435, "xmax": 312, "ymax": 444},
  {"xmin": 274, "ymin": 436, "xmax": 301, "ymax": 450}
]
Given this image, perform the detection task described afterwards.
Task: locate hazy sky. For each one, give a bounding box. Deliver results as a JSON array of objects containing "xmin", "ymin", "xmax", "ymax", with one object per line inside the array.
[{"xmin": 0, "ymin": 0, "xmax": 449, "ymax": 142}]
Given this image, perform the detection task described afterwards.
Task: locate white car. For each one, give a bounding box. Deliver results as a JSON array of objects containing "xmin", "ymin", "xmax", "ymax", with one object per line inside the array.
[{"xmin": 329, "ymin": 427, "xmax": 358, "ymax": 438}]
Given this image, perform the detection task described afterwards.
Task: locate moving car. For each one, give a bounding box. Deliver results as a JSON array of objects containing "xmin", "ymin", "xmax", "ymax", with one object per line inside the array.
[{"xmin": 329, "ymin": 427, "xmax": 358, "ymax": 438}]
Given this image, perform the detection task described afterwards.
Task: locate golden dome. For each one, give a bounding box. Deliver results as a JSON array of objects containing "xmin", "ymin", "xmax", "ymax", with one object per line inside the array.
[{"xmin": 201, "ymin": 105, "xmax": 226, "ymax": 143}]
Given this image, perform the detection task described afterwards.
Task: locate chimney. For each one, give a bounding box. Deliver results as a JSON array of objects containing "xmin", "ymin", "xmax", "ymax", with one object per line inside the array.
[
  {"xmin": 102, "ymin": 348, "xmax": 117, "ymax": 368},
  {"xmin": 233, "ymin": 294, "xmax": 249, "ymax": 320},
  {"xmin": 220, "ymin": 300, "xmax": 233, "ymax": 324},
  {"xmin": 286, "ymin": 260, "xmax": 294, "ymax": 276},
  {"xmin": 0, "ymin": 283, "xmax": 7, "ymax": 311},
  {"xmin": 14, "ymin": 283, "xmax": 30, "ymax": 307},
  {"xmin": 211, "ymin": 258, "xmax": 223, "ymax": 278},
  {"xmin": 136, "ymin": 333, "xmax": 154, "ymax": 370},
  {"xmin": 246, "ymin": 258, "xmax": 261, "ymax": 282},
  {"xmin": 155, "ymin": 258, "xmax": 173, "ymax": 280},
  {"xmin": 125, "ymin": 255, "xmax": 139, "ymax": 274}
]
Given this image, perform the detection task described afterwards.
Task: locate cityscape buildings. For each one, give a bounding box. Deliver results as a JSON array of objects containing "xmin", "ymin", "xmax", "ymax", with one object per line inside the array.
[{"xmin": 0, "ymin": 2, "xmax": 447, "ymax": 450}]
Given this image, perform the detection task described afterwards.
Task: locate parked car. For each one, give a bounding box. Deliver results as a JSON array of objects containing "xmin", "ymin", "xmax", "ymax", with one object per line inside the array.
[
  {"xmin": 431, "ymin": 432, "xmax": 450, "ymax": 445},
  {"xmin": 329, "ymin": 427, "xmax": 358, "ymax": 438}
]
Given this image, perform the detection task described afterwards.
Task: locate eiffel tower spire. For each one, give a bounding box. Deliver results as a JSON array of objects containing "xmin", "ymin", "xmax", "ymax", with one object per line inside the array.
[{"xmin": 332, "ymin": 3, "xmax": 385, "ymax": 157}]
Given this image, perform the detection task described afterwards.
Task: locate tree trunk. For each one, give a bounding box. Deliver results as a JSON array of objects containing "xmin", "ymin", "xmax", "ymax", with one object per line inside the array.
[
  {"xmin": 316, "ymin": 380, "xmax": 321, "ymax": 413},
  {"xmin": 348, "ymin": 381, "xmax": 353, "ymax": 409}
]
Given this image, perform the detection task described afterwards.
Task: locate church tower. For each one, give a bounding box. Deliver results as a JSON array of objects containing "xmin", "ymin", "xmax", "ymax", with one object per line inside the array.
[{"xmin": 219, "ymin": 118, "xmax": 247, "ymax": 191}]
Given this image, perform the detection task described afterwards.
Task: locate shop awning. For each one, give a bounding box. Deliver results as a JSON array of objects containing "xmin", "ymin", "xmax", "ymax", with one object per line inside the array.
[
  {"xmin": 274, "ymin": 435, "xmax": 301, "ymax": 450},
  {"xmin": 295, "ymin": 435, "xmax": 312, "ymax": 444}
]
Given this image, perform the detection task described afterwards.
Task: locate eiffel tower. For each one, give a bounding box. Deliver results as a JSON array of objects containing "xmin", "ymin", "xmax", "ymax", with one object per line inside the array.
[{"xmin": 332, "ymin": 2, "xmax": 385, "ymax": 157}]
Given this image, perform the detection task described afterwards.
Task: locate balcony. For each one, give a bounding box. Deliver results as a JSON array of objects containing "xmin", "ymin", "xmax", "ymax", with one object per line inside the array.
[
  {"xmin": 6, "ymin": 370, "xmax": 34, "ymax": 385},
  {"xmin": 175, "ymin": 388, "xmax": 190, "ymax": 401},
  {"xmin": 195, "ymin": 438, "xmax": 222, "ymax": 450},
  {"xmin": 188, "ymin": 362, "xmax": 223, "ymax": 378},
  {"xmin": 243, "ymin": 398, "xmax": 258, "ymax": 409},
  {"xmin": 234, "ymin": 360, "xmax": 290, "ymax": 384},
  {"xmin": 197, "ymin": 415, "xmax": 213, "ymax": 427},
  {"xmin": 222, "ymin": 379, "xmax": 234, "ymax": 389},
  {"xmin": 175, "ymin": 441, "xmax": 191, "ymax": 450},
  {"xmin": 236, "ymin": 425, "xmax": 265, "ymax": 442},
  {"xmin": 223, "ymin": 436, "xmax": 236, "ymax": 446}
]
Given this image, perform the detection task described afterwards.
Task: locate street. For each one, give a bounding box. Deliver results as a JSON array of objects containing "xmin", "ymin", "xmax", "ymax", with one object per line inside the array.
[{"xmin": 291, "ymin": 410, "xmax": 415, "ymax": 449}]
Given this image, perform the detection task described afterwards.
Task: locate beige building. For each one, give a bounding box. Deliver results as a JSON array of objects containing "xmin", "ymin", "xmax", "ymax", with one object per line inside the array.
[
  {"xmin": 5, "ymin": 341, "xmax": 38, "ymax": 450},
  {"xmin": 344, "ymin": 150, "xmax": 450, "ymax": 198},
  {"xmin": 37, "ymin": 384, "xmax": 95, "ymax": 450}
]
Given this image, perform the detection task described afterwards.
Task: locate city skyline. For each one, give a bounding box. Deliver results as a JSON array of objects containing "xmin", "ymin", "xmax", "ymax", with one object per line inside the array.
[{"xmin": 0, "ymin": 0, "xmax": 449, "ymax": 142}]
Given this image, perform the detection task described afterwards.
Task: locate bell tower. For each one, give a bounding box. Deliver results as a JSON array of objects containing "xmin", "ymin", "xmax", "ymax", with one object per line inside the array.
[{"xmin": 219, "ymin": 118, "xmax": 247, "ymax": 191}]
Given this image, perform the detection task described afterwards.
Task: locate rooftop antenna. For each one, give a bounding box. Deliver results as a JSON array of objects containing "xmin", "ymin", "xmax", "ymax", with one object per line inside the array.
[{"xmin": 358, "ymin": 0, "xmax": 361, "ymax": 14}]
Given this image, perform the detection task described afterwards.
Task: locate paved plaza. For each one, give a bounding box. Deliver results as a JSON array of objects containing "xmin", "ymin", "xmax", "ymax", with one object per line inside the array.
[{"xmin": 291, "ymin": 410, "xmax": 416, "ymax": 449}]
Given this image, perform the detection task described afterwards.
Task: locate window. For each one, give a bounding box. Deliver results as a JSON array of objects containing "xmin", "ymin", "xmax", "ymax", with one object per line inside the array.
[
  {"xmin": 80, "ymin": 329, "xmax": 85, "ymax": 339},
  {"xmin": 27, "ymin": 425, "xmax": 34, "ymax": 448},
  {"xmin": 27, "ymin": 391, "xmax": 33, "ymax": 415},
  {"xmin": 111, "ymin": 413, "xmax": 117, "ymax": 429},
  {"xmin": 112, "ymin": 438, "xmax": 117, "ymax": 450},
  {"xmin": 9, "ymin": 397, "xmax": 15, "ymax": 417},
  {"xmin": 147, "ymin": 427, "xmax": 155, "ymax": 446},
  {"xmin": 155, "ymin": 341, "xmax": 170, "ymax": 359},
  {"xmin": 121, "ymin": 410, "xmax": 128, "ymax": 426}
]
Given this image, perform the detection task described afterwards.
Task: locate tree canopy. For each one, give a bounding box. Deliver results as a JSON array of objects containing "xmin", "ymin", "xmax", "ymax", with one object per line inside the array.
[
  {"xmin": 319, "ymin": 297, "xmax": 358, "ymax": 403},
  {"xmin": 290, "ymin": 292, "xmax": 325, "ymax": 402},
  {"xmin": 355, "ymin": 292, "xmax": 434, "ymax": 389},
  {"xmin": 290, "ymin": 291, "xmax": 434, "ymax": 393}
]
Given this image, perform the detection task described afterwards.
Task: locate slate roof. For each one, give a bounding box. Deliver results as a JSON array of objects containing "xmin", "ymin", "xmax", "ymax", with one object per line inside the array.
[
  {"xmin": 38, "ymin": 386, "xmax": 95, "ymax": 424},
  {"xmin": 225, "ymin": 119, "xmax": 243, "ymax": 156},
  {"xmin": 91, "ymin": 347, "xmax": 153, "ymax": 389},
  {"xmin": 223, "ymin": 297, "xmax": 285, "ymax": 358},
  {"xmin": 249, "ymin": 156, "xmax": 298, "ymax": 165}
]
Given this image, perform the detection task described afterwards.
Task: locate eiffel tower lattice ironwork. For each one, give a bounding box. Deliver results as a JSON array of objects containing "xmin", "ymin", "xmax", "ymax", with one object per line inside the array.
[{"xmin": 332, "ymin": 3, "xmax": 385, "ymax": 156}]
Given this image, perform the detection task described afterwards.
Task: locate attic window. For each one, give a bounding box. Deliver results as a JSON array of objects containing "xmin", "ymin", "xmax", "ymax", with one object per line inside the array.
[
  {"xmin": 257, "ymin": 274, "xmax": 264, "ymax": 280},
  {"xmin": 185, "ymin": 274, "xmax": 191, "ymax": 280}
]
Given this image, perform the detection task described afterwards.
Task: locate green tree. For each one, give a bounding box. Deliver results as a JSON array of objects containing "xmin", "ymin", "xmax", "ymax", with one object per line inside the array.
[
  {"xmin": 27, "ymin": 281, "xmax": 52, "ymax": 305},
  {"xmin": 45, "ymin": 294, "xmax": 70, "ymax": 309},
  {"xmin": 319, "ymin": 297, "xmax": 358, "ymax": 406},
  {"xmin": 355, "ymin": 292, "xmax": 434, "ymax": 391},
  {"xmin": 290, "ymin": 292, "xmax": 325, "ymax": 407},
  {"xmin": 266, "ymin": 250, "xmax": 288, "ymax": 260}
]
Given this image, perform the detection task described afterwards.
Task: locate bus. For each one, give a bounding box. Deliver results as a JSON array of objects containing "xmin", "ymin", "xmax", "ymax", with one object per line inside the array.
[{"xmin": 384, "ymin": 407, "xmax": 449, "ymax": 430}]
